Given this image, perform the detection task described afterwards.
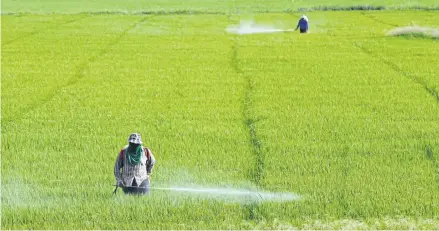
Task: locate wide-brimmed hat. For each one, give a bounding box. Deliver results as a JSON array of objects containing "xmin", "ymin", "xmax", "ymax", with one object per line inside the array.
[{"xmin": 128, "ymin": 133, "xmax": 143, "ymax": 144}]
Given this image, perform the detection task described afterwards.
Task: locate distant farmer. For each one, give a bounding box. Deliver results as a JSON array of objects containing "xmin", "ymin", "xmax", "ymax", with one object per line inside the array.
[
  {"xmin": 114, "ymin": 133, "xmax": 156, "ymax": 195},
  {"xmin": 295, "ymin": 15, "xmax": 309, "ymax": 33}
]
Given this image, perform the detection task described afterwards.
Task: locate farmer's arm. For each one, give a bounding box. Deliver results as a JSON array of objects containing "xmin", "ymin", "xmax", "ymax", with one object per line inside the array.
[
  {"xmin": 114, "ymin": 151, "xmax": 123, "ymax": 182},
  {"xmin": 146, "ymin": 151, "xmax": 156, "ymax": 175},
  {"xmin": 295, "ymin": 21, "xmax": 300, "ymax": 30}
]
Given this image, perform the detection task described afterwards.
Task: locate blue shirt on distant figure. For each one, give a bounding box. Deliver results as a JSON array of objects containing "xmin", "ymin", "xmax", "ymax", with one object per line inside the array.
[{"xmin": 295, "ymin": 15, "xmax": 309, "ymax": 33}]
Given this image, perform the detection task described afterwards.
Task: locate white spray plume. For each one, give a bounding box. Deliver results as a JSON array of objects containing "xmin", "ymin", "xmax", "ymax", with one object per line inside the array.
[
  {"xmin": 387, "ymin": 26, "xmax": 439, "ymax": 38},
  {"xmin": 150, "ymin": 186, "xmax": 301, "ymax": 204},
  {"xmin": 226, "ymin": 20, "xmax": 294, "ymax": 35}
]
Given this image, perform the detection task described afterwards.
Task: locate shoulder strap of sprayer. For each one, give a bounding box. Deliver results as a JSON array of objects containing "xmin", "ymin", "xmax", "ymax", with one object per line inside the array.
[
  {"xmin": 143, "ymin": 147, "xmax": 151, "ymax": 159},
  {"xmin": 119, "ymin": 149, "xmax": 124, "ymax": 163}
]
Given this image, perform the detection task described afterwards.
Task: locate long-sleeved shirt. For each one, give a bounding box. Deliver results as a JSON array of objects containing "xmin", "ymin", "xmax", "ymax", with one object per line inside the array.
[
  {"xmin": 114, "ymin": 145, "xmax": 156, "ymax": 186},
  {"xmin": 296, "ymin": 18, "xmax": 308, "ymax": 30}
]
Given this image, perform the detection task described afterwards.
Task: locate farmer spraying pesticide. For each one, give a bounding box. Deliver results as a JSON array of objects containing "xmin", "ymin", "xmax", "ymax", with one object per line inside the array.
[
  {"xmin": 114, "ymin": 133, "xmax": 156, "ymax": 195},
  {"xmin": 295, "ymin": 15, "xmax": 309, "ymax": 33}
]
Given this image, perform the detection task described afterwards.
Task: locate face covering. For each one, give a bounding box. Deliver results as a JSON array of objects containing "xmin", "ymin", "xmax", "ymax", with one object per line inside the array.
[{"xmin": 126, "ymin": 143, "xmax": 142, "ymax": 165}]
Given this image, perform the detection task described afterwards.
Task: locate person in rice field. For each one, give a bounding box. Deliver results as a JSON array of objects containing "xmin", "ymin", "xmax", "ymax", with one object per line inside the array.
[
  {"xmin": 295, "ymin": 15, "xmax": 309, "ymax": 33},
  {"xmin": 114, "ymin": 133, "xmax": 156, "ymax": 195}
]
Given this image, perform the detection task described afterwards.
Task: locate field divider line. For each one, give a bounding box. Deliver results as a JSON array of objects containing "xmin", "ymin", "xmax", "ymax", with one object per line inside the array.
[
  {"xmin": 65, "ymin": 16, "xmax": 148, "ymax": 87},
  {"xmin": 353, "ymin": 42, "xmax": 439, "ymax": 187},
  {"xmin": 353, "ymin": 42, "xmax": 439, "ymax": 106},
  {"xmin": 360, "ymin": 12, "xmax": 400, "ymax": 27},
  {"xmin": 230, "ymin": 37, "xmax": 265, "ymax": 187},
  {"xmin": 243, "ymin": 79, "xmax": 265, "ymax": 187},
  {"xmin": 2, "ymin": 14, "xmax": 91, "ymax": 47},
  {"xmin": 2, "ymin": 16, "xmax": 149, "ymax": 128},
  {"xmin": 229, "ymin": 19, "xmax": 266, "ymax": 220}
]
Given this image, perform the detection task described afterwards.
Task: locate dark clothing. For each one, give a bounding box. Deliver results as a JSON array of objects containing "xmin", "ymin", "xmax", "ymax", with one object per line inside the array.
[
  {"xmin": 122, "ymin": 178, "xmax": 150, "ymax": 195},
  {"xmin": 300, "ymin": 28, "xmax": 307, "ymax": 33},
  {"xmin": 296, "ymin": 18, "xmax": 308, "ymax": 31}
]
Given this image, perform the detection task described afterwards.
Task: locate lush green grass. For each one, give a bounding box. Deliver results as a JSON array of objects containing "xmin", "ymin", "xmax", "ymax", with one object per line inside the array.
[
  {"xmin": 1, "ymin": 0, "xmax": 439, "ymax": 14},
  {"xmin": 2, "ymin": 7, "xmax": 439, "ymax": 231},
  {"xmin": 238, "ymin": 12, "xmax": 439, "ymax": 225}
]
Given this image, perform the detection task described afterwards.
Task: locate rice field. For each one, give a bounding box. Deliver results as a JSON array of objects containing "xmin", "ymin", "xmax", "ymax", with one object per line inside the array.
[{"xmin": 1, "ymin": 1, "xmax": 439, "ymax": 229}]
